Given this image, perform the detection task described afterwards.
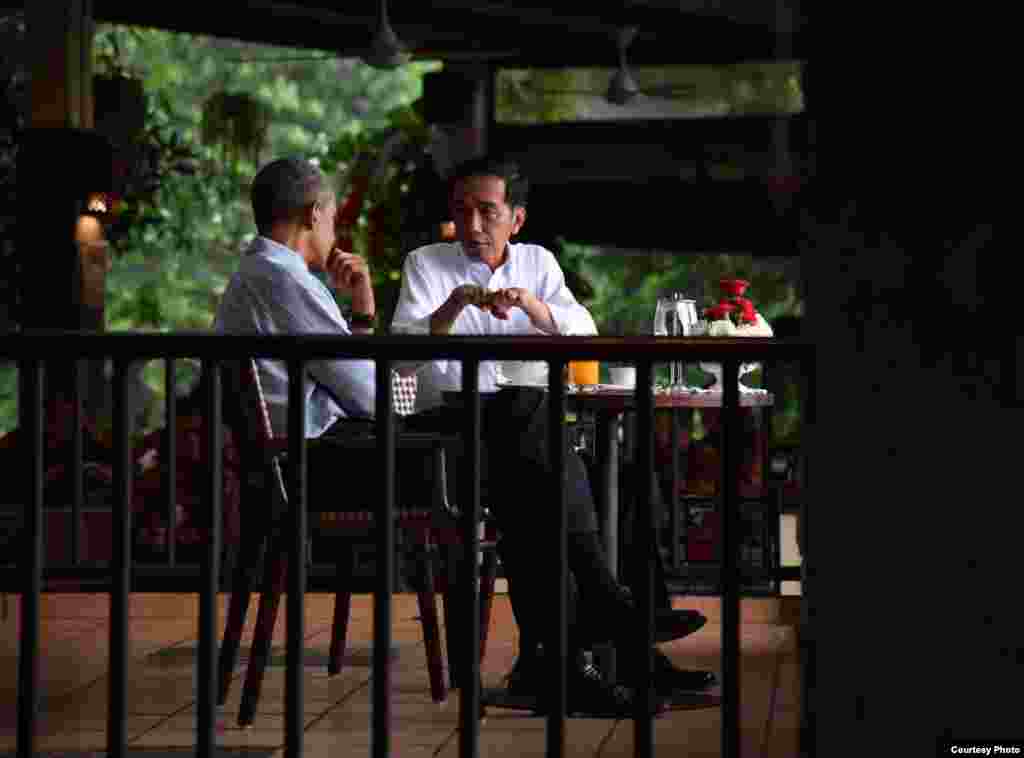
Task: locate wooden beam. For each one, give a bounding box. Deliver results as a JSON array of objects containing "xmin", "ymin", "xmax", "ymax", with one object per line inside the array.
[{"xmin": 27, "ymin": 0, "xmax": 94, "ymax": 129}]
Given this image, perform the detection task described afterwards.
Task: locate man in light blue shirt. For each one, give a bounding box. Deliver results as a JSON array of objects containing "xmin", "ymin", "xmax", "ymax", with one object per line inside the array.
[{"xmin": 215, "ymin": 157, "xmax": 378, "ymax": 438}]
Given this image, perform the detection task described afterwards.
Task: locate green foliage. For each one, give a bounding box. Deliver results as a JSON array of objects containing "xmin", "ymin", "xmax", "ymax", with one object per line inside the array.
[
  {"xmin": 496, "ymin": 62, "xmax": 804, "ymax": 124},
  {"xmin": 559, "ymin": 239, "xmax": 802, "ymax": 335},
  {"xmin": 0, "ymin": 363, "xmax": 16, "ymax": 435},
  {"xmin": 88, "ymin": 25, "xmax": 440, "ymax": 432},
  {"xmin": 95, "ymin": 24, "xmax": 439, "ymax": 339}
]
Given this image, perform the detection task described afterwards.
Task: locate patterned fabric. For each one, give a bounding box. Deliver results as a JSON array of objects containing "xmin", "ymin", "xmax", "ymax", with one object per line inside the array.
[{"xmin": 392, "ymin": 372, "xmax": 417, "ymax": 416}]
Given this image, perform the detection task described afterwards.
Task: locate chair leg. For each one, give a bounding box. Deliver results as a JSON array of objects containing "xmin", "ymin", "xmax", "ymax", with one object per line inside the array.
[
  {"xmin": 217, "ymin": 529, "xmax": 266, "ymax": 705},
  {"xmin": 414, "ymin": 543, "xmax": 447, "ymax": 703},
  {"xmin": 441, "ymin": 544, "xmax": 462, "ymax": 690},
  {"xmin": 238, "ymin": 534, "xmax": 288, "ymax": 727},
  {"xmin": 328, "ymin": 541, "xmax": 356, "ymax": 677},
  {"xmin": 478, "ymin": 547, "xmax": 498, "ymax": 665}
]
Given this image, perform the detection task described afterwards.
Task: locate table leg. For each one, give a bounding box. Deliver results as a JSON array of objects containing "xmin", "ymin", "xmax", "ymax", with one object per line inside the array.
[
  {"xmin": 594, "ymin": 411, "xmax": 620, "ymax": 579},
  {"xmin": 593, "ymin": 411, "xmax": 620, "ymax": 681}
]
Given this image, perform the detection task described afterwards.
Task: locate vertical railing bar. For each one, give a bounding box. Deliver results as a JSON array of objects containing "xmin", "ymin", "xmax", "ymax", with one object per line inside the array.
[
  {"xmin": 16, "ymin": 360, "xmax": 44, "ymax": 758},
  {"xmin": 762, "ymin": 360, "xmax": 777, "ymax": 593},
  {"xmin": 632, "ymin": 359, "xmax": 655, "ymax": 758},
  {"xmin": 373, "ymin": 358, "xmax": 395, "ymax": 758},
  {"xmin": 458, "ymin": 360, "xmax": 481, "ymax": 758},
  {"xmin": 71, "ymin": 359, "xmax": 83, "ymax": 566},
  {"xmin": 669, "ymin": 407, "xmax": 681, "ymax": 572},
  {"xmin": 721, "ymin": 358, "xmax": 741, "ymax": 758},
  {"xmin": 107, "ymin": 360, "xmax": 132, "ymax": 758},
  {"xmin": 798, "ymin": 348, "xmax": 815, "ymax": 756},
  {"xmin": 285, "ymin": 359, "xmax": 307, "ymax": 758},
  {"xmin": 165, "ymin": 358, "xmax": 177, "ymax": 566},
  {"xmin": 545, "ymin": 358, "xmax": 567, "ymax": 758},
  {"xmin": 197, "ymin": 361, "xmax": 222, "ymax": 758}
]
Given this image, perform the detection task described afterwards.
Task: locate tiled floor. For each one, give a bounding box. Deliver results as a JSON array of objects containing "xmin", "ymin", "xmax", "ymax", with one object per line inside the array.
[{"xmin": 0, "ymin": 592, "xmax": 800, "ymax": 757}]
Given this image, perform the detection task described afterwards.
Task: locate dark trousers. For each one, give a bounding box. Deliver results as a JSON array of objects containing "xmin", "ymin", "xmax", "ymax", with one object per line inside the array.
[
  {"xmin": 314, "ymin": 388, "xmax": 645, "ymax": 660},
  {"xmin": 403, "ymin": 388, "xmax": 602, "ymax": 657}
]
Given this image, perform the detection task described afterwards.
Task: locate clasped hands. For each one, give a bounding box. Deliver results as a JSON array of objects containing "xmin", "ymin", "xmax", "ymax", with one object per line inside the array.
[{"xmin": 451, "ymin": 283, "xmax": 536, "ymax": 321}]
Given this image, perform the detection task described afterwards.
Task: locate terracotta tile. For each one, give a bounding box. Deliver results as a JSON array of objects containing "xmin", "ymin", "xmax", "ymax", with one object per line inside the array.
[
  {"xmin": 129, "ymin": 713, "xmax": 309, "ymax": 749},
  {"xmin": 0, "ymin": 592, "xmax": 802, "ymax": 758},
  {"xmin": 437, "ymin": 717, "xmax": 615, "ymax": 758}
]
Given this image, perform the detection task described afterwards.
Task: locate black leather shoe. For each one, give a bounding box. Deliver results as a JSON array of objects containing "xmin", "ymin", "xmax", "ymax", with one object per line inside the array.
[
  {"xmin": 533, "ymin": 656, "xmax": 664, "ymax": 718},
  {"xmin": 652, "ymin": 650, "xmax": 717, "ymax": 694},
  {"xmin": 654, "ymin": 608, "xmax": 707, "ymax": 643},
  {"xmin": 566, "ymin": 660, "xmax": 637, "ymax": 717},
  {"xmin": 506, "ymin": 652, "xmax": 543, "ymax": 697},
  {"xmin": 615, "ymin": 587, "xmax": 707, "ymax": 643}
]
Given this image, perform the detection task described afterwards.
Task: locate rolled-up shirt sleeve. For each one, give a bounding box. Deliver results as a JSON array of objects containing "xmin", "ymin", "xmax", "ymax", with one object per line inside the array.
[
  {"xmin": 392, "ymin": 254, "xmax": 438, "ymax": 335},
  {"xmin": 535, "ymin": 250, "xmax": 598, "ymax": 336},
  {"xmin": 274, "ymin": 274, "xmax": 377, "ymax": 418},
  {"xmin": 391, "ymin": 254, "xmax": 446, "ymax": 375}
]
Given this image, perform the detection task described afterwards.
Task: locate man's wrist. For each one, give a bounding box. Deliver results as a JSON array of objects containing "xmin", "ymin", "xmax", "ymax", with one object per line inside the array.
[
  {"xmin": 527, "ymin": 299, "xmax": 557, "ymax": 334},
  {"xmin": 430, "ymin": 296, "xmax": 462, "ymax": 335}
]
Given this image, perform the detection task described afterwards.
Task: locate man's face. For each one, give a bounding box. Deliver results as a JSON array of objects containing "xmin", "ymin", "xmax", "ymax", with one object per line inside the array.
[
  {"xmin": 308, "ymin": 193, "xmax": 338, "ymax": 270},
  {"xmin": 450, "ymin": 175, "xmax": 525, "ymax": 269}
]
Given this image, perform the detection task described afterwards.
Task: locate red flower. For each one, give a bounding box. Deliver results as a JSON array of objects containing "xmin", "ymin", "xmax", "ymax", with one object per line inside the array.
[
  {"xmin": 705, "ymin": 303, "xmax": 736, "ymax": 321},
  {"xmin": 719, "ymin": 278, "xmax": 750, "ymax": 297},
  {"xmin": 733, "ymin": 297, "xmax": 756, "ymax": 323}
]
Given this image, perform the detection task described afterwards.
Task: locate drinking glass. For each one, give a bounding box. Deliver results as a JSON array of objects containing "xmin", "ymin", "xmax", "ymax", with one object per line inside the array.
[
  {"xmin": 655, "ymin": 293, "xmax": 696, "ymax": 388},
  {"xmin": 653, "ymin": 296, "xmax": 674, "ymax": 337}
]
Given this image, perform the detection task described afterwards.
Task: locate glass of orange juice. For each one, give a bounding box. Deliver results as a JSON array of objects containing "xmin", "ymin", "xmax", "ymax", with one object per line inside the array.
[{"xmin": 569, "ymin": 360, "xmax": 600, "ymax": 386}]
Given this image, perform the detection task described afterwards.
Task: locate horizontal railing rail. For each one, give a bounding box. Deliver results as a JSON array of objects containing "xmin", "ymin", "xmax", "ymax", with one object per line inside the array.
[
  {"xmin": 3, "ymin": 331, "xmax": 814, "ymax": 758},
  {"xmin": 0, "ymin": 331, "xmax": 812, "ymax": 361}
]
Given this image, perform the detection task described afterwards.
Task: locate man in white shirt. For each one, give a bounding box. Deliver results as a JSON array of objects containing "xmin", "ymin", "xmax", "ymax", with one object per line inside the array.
[{"xmin": 393, "ymin": 156, "xmax": 714, "ymax": 711}]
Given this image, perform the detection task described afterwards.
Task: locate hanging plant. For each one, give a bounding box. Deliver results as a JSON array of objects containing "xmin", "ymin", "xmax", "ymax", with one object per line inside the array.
[
  {"xmin": 93, "ymin": 74, "xmax": 147, "ymax": 145},
  {"xmin": 200, "ymin": 91, "xmax": 271, "ymax": 165}
]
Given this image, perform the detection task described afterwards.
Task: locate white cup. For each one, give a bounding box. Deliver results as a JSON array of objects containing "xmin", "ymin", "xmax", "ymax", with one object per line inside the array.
[{"xmin": 608, "ymin": 366, "xmax": 636, "ymax": 388}]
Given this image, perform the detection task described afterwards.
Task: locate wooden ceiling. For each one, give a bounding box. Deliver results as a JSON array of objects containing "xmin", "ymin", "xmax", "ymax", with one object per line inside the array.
[{"xmin": 90, "ymin": 1, "xmax": 805, "ymax": 67}]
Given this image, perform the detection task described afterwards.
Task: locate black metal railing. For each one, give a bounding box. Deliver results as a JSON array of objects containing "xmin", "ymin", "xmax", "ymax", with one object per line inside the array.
[{"xmin": 0, "ymin": 331, "xmax": 814, "ymax": 758}]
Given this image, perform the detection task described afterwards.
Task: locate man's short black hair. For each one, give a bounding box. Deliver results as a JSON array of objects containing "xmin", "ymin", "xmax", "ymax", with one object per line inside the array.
[
  {"xmin": 251, "ymin": 157, "xmax": 329, "ymax": 236},
  {"xmin": 449, "ymin": 155, "xmax": 529, "ymax": 209}
]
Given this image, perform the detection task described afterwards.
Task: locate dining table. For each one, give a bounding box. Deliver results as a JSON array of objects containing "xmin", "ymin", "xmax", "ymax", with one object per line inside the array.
[
  {"xmin": 566, "ymin": 383, "xmax": 774, "ymax": 682},
  {"xmin": 566, "ymin": 384, "xmax": 775, "ymax": 582}
]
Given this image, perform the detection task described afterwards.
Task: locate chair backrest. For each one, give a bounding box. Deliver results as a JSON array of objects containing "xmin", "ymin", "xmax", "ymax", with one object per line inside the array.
[
  {"xmin": 223, "ymin": 359, "xmax": 289, "ymax": 513},
  {"xmin": 228, "ymin": 359, "xmax": 466, "ymax": 526}
]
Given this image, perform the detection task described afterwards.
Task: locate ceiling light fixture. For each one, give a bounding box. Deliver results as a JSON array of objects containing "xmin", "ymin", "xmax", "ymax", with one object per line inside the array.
[{"xmin": 606, "ymin": 26, "xmax": 641, "ymax": 105}]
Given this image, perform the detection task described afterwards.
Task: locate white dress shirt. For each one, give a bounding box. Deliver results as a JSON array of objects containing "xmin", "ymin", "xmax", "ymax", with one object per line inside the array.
[
  {"xmin": 391, "ymin": 241, "xmax": 598, "ymax": 412},
  {"xmin": 214, "ymin": 236, "xmax": 376, "ymax": 437}
]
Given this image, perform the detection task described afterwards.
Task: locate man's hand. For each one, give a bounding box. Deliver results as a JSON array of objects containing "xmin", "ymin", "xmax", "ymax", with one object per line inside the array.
[
  {"xmin": 326, "ymin": 248, "xmax": 370, "ymax": 293},
  {"xmin": 491, "ymin": 287, "xmax": 557, "ymax": 333},
  {"xmin": 430, "ymin": 284, "xmax": 492, "ymax": 334},
  {"xmin": 327, "ymin": 248, "xmax": 376, "ymax": 326}
]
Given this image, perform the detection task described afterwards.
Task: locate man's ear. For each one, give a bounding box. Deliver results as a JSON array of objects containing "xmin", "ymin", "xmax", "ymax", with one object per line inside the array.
[
  {"xmin": 511, "ymin": 206, "xmax": 526, "ymax": 235},
  {"xmin": 304, "ymin": 202, "xmax": 319, "ymax": 230}
]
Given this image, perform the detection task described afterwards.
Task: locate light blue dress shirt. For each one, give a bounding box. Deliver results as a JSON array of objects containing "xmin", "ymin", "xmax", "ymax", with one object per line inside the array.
[{"xmin": 214, "ymin": 236, "xmax": 376, "ymax": 438}]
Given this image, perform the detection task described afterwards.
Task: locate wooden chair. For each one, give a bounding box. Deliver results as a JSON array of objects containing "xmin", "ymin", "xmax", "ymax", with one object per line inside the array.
[{"xmin": 216, "ymin": 360, "xmax": 498, "ymax": 726}]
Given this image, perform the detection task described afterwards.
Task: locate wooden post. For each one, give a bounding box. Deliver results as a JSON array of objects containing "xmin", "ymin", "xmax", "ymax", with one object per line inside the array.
[{"xmin": 21, "ymin": 0, "xmax": 111, "ymax": 417}]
